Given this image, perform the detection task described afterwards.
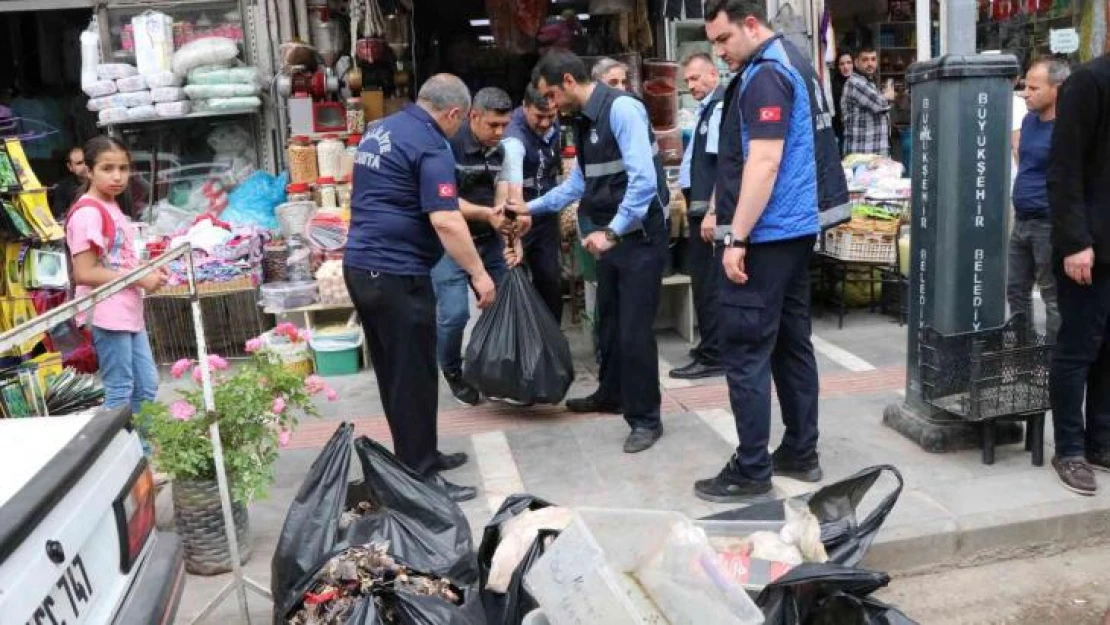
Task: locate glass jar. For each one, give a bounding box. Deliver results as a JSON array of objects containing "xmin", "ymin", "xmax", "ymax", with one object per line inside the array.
[
  {"xmin": 286, "ymin": 182, "xmax": 312, "ymax": 202},
  {"xmin": 336, "ymin": 176, "xmax": 352, "ymax": 209},
  {"xmin": 343, "ymin": 134, "xmax": 359, "ymax": 179},
  {"xmin": 287, "ymin": 135, "xmax": 318, "ymax": 185},
  {"xmin": 345, "ymin": 97, "xmax": 365, "ymax": 135},
  {"xmin": 316, "ymin": 176, "xmax": 337, "ymax": 209},
  {"xmin": 316, "ymin": 134, "xmax": 345, "ymax": 180}
]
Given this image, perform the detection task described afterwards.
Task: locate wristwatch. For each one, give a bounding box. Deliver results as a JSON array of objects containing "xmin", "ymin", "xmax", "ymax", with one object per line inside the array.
[
  {"xmin": 722, "ymin": 232, "xmax": 749, "ymax": 248},
  {"xmin": 602, "ymin": 228, "xmax": 619, "ymax": 243}
]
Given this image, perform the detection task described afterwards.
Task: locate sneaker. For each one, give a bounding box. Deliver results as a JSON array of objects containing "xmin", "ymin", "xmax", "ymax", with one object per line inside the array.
[
  {"xmin": 694, "ymin": 462, "xmax": 773, "ymax": 503},
  {"xmin": 565, "ymin": 394, "xmax": 621, "ymax": 414},
  {"xmin": 1086, "ymin": 451, "xmax": 1110, "ymax": 473},
  {"xmin": 444, "ymin": 371, "xmax": 480, "ymax": 406},
  {"xmin": 623, "ymin": 427, "xmax": 663, "ymax": 453},
  {"xmin": 772, "ymin": 447, "xmax": 823, "ymax": 483},
  {"xmin": 1052, "ymin": 456, "xmax": 1097, "ymax": 496}
]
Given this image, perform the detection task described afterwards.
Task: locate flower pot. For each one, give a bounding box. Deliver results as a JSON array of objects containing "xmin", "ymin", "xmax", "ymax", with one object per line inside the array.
[{"xmin": 172, "ymin": 478, "xmax": 252, "ymax": 575}]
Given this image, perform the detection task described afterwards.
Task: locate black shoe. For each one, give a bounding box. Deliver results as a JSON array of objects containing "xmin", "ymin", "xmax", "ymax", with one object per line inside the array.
[
  {"xmin": 444, "ymin": 371, "xmax": 480, "ymax": 406},
  {"xmin": 434, "ymin": 475, "xmax": 478, "ymax": 502},
  {"xmin": 1052, "ymin": 456, "xmax": 1097, "ymax": 496},
  {"xmin": 694, "ymin": 463, "xmax": 773, "ymax": 503},
  {"xmin": 1086, "ymin": 451, "xmax": 1110, "ymax": 473},
  {"xmin": 434, "ymin": 451, "xmax": 468, "ymax": 472},
  {"xmin": 772, "ymin": 447, "xmax": 823, "ymax": 483},
  {"xmin": 623, "ymin": 427, "xmax": 663, "ymax": 453},
  {"xmin": 565, "ymin": 394, "xmax": 621, "ymax": 414},
  {"xmin": 669, "ymin": 360, "xmax": 725, "ymax": 380}
]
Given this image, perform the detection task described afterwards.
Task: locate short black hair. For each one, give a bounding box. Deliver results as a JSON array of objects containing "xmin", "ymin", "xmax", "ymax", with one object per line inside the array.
[
  {"xmin": 856, "ymin": 46, "xmax": 878, "ymax": 58},
  {"xmin": 532, "ymin": 50, "xmax": 590, "ymax": 88},
  {"xmin": 523, "ymin": 83, "xmax": 551, "ymax": 110},
  {"xmin": 472, "ymin": 87, "xmax": 513, "ymax": 114},
  {"xmin": 704, "ymin": 0, "xmax": 768, "ymax": 24}
]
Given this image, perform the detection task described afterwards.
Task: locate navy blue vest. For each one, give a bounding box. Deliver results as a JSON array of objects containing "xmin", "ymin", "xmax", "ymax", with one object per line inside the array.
[
  {"xmin": 573, "ymin": 84, "xmax": 669, "ymax": 234},
  {"xmin": 506, "ymin": 108, "xmax": 560, "ymax": 202},
  {"xmin": 449, "ymin": 124, "xmax": 502, "ymax": 239},
  {"xmin": 715, "ymin": 75, "xmax": 744, "ymax": 226},
  {"xmin": 688, "ymin": 85, "xmax": 725, "ymax": 216}
]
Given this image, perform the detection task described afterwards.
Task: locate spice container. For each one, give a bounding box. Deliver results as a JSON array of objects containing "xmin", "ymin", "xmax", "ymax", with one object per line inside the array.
[
  {"xmin": 343, "ymin": 134, "xmax": 359, "ymax": 179},
  {"xmin": 263, "ymin": 239, "xmax": 290, "ymax": 282},
  {"xmin": 286, "ymin": 182, "xmax": 312, "ymax": 202},
  {"xmin": 317, "ymin": 134, "xmax": 345, "ymax": 179},
  {"xmin": 287, "ymin": 135, "xmax": 318, "ymax": 185},
  {"xmin": 336, "ymin": 176, "xmax": 352, "ymax": 209},
  {"xmin": 345, "ymin": 97, "xmax": 365, "ymax": 134},
  {"xmin": 316, "ymin": 176, "xmax": 338, "ymax": 209}
]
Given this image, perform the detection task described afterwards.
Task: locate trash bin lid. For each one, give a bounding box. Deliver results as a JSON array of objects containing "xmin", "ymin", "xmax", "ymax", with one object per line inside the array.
[{"xmin": 907, "ymin": 54, "xmax": 1020, "ymax": 86}]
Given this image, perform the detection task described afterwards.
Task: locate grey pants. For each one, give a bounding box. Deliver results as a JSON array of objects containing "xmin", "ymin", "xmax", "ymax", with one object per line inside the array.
[{"xmin": 1007, "ymin": 217, "xmax": 1059, "ymax": 343}]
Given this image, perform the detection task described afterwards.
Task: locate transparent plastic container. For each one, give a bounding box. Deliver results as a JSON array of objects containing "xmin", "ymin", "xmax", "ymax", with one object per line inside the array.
[
  {"xmin": 316, "ymin": 134, "xmax": 345, "ymax": 180},
  {"xmin": 287, "ymin": 135, "xmax": 318, "ymax": 185},
  {"xmin": 260, "ymin": 280, "xmax": 318, "ymax": 311}
]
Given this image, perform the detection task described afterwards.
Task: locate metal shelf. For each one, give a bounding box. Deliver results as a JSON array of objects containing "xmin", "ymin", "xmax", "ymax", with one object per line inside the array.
[{"xmin": 97, "ymin": 108, "xmax": 260, "ymax": 129}]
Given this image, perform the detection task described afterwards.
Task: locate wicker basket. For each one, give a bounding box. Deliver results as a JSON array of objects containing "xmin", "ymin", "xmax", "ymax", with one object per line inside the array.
[
  {"xmin": 172, "ymin": 479, "xmax": 252, "ymax": 575},
  {"xmin": 824, "ymin": 226, "xmax": 896, "ymax": 263}
]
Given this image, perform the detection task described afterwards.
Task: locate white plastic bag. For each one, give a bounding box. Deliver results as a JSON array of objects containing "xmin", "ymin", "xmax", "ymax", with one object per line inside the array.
[
  {"xmin": 83, "ymin": 80, "xmax": 117, "ymax": 98},
  {"xmin": 97, "ymin": 63, "xmax": 138, "ymax": 80},
  {"xmin": 98, "ymin": 108, "xmax": 129, "ymax": 124},
  {"xmin": 155, "ymin": 101, "xmax": 191, "ymax": 117},
  {"xmin": 80, "ymin": 19, "xmax": 101, "ymax": 89},
  {"xmin": 127, "ymin": 105, "xmax": 157, "ymax": 120},
  {"xmin": 151, "ymin": 86, "xmax": 186, "ymax": 103},
  {"xmin": 188, "ymin": 65, "xmax": 259, "ymax": 85},
  {"xmin": 206, "ymin": 96, "xmax": 261, "ymax": 111},
  {"xmin": 172, "ymin": 37, "xmax": 239, "ymax": 77},
  {"xmin": 116, "ymin": 75, "xmax": 147, "ymax": 93},
  {"xmin": 116, "ymin": 90, "xmax": 153, "ymax": 108},
  {"xmin": 132, "ymin": 11, "xmax": 174, "ymax": 76},
  {"xmin": 145, "ymin": 71, "xmax": 182, "ymax": 88},
  {"xmin": 86, "ymin": 96, "xmax": 116, "ymax": 112},
  {"xmin": 184, "ymin": 83, "xmax": 259, "ymax": 99}
]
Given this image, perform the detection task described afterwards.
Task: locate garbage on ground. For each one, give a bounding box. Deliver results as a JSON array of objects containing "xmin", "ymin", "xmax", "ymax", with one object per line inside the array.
[
  {"xmin": 757, "ymin": 563, "xmax": 918, "ymax": 625},
  {"xmin": 486, "ymin": 507, "xmax": 572, "ymax": 594},
  {"xmin": 478, "ymin": 495, "xmax": 563, "ymax": 625}
]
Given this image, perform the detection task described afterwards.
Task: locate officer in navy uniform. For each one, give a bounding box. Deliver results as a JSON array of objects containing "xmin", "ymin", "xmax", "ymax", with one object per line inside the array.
[
  {"xmin": 669, "ymin": 52, "xmax": 727, "ymax": 380},
  {"xmin": 432, "ymin": 87, "xmax": 529, "ymax": 407},
  {"xmin": 344, "ymin": 74, "xmax": 495, "ymax": 503},
  {"xmin": 506, "ymin": 84, "xmax": 564, "ymax": 321},
  {"xmin": 527, "ymin": 50, "xmax": 671, "ymax": 454}
]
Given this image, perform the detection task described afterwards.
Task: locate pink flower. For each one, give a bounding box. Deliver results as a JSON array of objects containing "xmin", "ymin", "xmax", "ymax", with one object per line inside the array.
[
  {"xmin": 171, "ymin": 359, "xmax": 192, "ymax": 379},
  {"xmin": 192, "ymin": 365, "xmax": 204, "ymax": 383},
  {"xmin": 244, "ymin": 337, "xmax": 264, "ymax": 353},
  {"xmin": 207, "ymin": 354, "xmax": 229, "ymax": 371},
  {"xmin": 325, "ymin": 387, "xmax": 339, "ymax": 402},
  {"xmin": 278, "ymin": 428, "xmax": 292, "ymax": 448},
  {"xmin": 298, "ymin": 328, "xmax": 312, "ymax": 342},
  {"xmin": 305, "ymin": 374, "xmax": 326, "ymax": 395},
  {"xmin": 170, "ymin": 400, "xmax": 196, "ymax": 421},
  {"xmin": 271, "ymin": 396, "xmax": 287, "ymax": 415},
  {"xmin": 275, "ymin": 322, "xmax": 300, "ymax": 341}
]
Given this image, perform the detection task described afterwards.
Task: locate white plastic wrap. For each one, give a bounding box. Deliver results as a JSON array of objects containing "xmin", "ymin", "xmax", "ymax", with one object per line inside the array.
[
  {"xmin": 145, "ymin": 71, "xmax": 182, "ymax": 88},
  {"xmin": 98, "ymin": 108, "xmax": 129, "ymax": 124},
  {"xmin": 97, "ymin": 63, "xmax": 138, "ymax": 80},
  {"xmin": 86, "ymin": 96, "xmax": 116, "ymax": 112},
  {"xmin": 156, "ymin": 101, "xmax": 192, "ymax": 118},
  {"xmin": 132, "ymin": 11, "xmax": 174, "ymax": 76},
  {"xmin": 172, "ymin": 37, "xmax": 239, "ymax": 77},
  {"xmin": 83, "ymin": 80, "xmax": 118, "ymax": 98},
  {"xmin": 206, "ymin": 96, "xmax": 261, "ymax": 111},
  {"xmin": 115, "ymin": 75, "xmax": 148, "ymax": 93},
  {"xmin": 116, "ymin": 91, "xmax": 153, "ymax": 108},
  {"xmin": 184, "ymin": 83, "xmax": 259, "ymax": 99},
  {"xmin": 187, "ymin": 65, "xmax": 260, "ymax": 85},
  {"xmin": 80, "ymin": 20, "xmax": 101, "ymax": 89},
  {"xmin": 127, "ymin": 105, "xmax": 157, "ymax": 120},
  {"xmin": 151, "ymin": 86, "xmax": 186, "ymax": 103}
]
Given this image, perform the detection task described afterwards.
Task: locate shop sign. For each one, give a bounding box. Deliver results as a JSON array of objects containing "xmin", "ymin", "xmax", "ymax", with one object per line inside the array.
[{"xmin": 1050, "ymin": 28, "xmax": 1080, "ymax": 54}]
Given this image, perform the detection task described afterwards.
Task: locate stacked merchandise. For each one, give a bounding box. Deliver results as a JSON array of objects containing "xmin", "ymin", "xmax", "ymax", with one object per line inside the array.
[
  {"xmin": 823, "ymin": 154, "xmax": 910, "ymax": 265},
  {"xmin": 177, "ymin": 38, "xmax": 262, "ymax": 113},
  {"xmin": 0, "ymin": 359, "xmax": 104, "ymax": 418}
]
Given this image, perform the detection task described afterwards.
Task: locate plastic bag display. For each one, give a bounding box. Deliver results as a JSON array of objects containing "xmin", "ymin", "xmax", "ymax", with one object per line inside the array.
[
  {"xmin": 132, "ymin": 10, "xmax": 174, "ymax": 77},
  {"xmin": 115, "ymin": 91, "xmax": 153, "ymax": 108},
  {"xmin": 206, "ymin": 95, "xmax": 262, "ymax": 111},
  {"xmin": 172, "ymin": 36, "xmax": 240, "ymax": 76},
  {"xmin": 188, "ymin": 65, "xmax": 261, "ymax": 85},
  {"xmin": 463, "ymin": 266, "xmax": 574, "ymax": 404},
  {"xmin": 97, "ymin": 63, "xmax": 137, "ymax": 80},
  {"xmin": 80, "ymin": 20, "xmax": 100, "ymax": 89},
  {"xmin": 115, "ymin": 74, "xmax": 148, "ymax": 93},
  {"xmin": 222, "ymin": 170, "xmax": 288, "ymax": 230},
  {"xmin": 155, "ymin": 101, "xmax": 191, "ymax": 117},
  {"xmin": 185, "ymin": 82, "xmax": 261, "ymax": 99},
  {"xmin": 86, "ymin": 96, "xmax": 115, "ymax": 112},
  {"xmin": 151, "ymin": 86, "xmax": 187, "ymax": 103},
  {"xmin": 145, "ymin": 70, "xmax": 182, "ymax": 88},
  {"xmin": 97, "ymin": 108, "xmax": 129, "ymax": 125},
  {"xmin": 756, "ymin": 563, "xmax": 919, "ymax": 625},
  {"xmin": 83, "ymin": 80, "xmax": 117, "ymax": 98},
  {"xmin": 126, "ymin": 105, "xmax": 157, "ymax": 120},
  {"xmin": 477, "ymin": 495, "xmax": 559, "ymax": 625}
]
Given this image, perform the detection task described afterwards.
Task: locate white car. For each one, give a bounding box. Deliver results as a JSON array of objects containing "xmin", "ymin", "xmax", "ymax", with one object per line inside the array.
[{"xmin": 0, "ymin": 408, "xmax": 185, "ymax": 625}]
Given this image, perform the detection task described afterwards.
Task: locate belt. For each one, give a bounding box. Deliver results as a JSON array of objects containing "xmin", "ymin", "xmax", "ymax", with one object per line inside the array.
[{"xmin": 687, "ymin": 200, "xmax": 711, "ymax": 215}]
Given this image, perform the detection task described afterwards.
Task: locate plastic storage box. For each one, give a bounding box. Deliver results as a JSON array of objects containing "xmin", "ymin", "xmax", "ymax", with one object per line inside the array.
[
  {"xmin": 260, "ymin": 281, "xmax": 317, "ymax": 311},
  {"xmin": 311, "ymin": 328, "xmax": 362, "ymax": 376}
]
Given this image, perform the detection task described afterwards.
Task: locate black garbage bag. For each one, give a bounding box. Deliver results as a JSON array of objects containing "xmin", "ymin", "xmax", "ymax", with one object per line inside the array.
[
  {"xmin": 757, "ymin": 563, "xmax": 919, "ymax": 625},
  {"xmin": 394, "ymin": 588, "xmax": 486, "ymax": 625},
  {"xmin": 347, "ymin": 437, "xmax": 479, "ymax": 585},
  {"xmin": 272, "ymin": 423, "xmax": 355, "ymax": 623},
  {"xmin": 463, "ymin": 266, "xmax": 574, "ymax": 404},
  {"xmin": 476, "ymin": 495, "xmax": 557, "ymax": 625},
  {"xmin": 701, "ymin": 465, "xmax": 904, "ymax": 566}
]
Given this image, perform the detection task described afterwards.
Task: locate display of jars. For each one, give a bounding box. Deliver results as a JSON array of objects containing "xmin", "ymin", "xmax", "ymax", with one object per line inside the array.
[
  {"xmin": 346, "ymin": 98, "xmax": 365, "ymax": 135},
  {"xmin": 287, "ymin": 135, "xmax": 319, "ymax": 185},
  {"xmin": 316, "ymin": 176, "xmax": 338, "ymax": 209},
  {"xmin": 336, "ymin": 176, "xmax": 352, "ymax": 209},
  {"xmin": 286, "ymin": 182, "xmax": 312, "ymax": 203},
  {"xmin": 317, "ymin": 134, "xmax": 345, "ymax": 180},
  {"xmin": 343, "ymin": 134, "xmax": 359, "ymax": 179}
]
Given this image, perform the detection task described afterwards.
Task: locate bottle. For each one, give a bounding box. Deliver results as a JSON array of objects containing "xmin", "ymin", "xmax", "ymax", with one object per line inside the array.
[
  {"xmin": 316, "ymin": 134, "xmax": 345, "ymax": 180},
  {"xmin": 335, "ymin": 176, "xmax": 352, "ymax": 210},
  {"xmin": 343, "ymin": 133, "xmax": 360, "ymax": 179},
  {"xmin": 286, "ymin": 182, "xmax": 312, "ymax": 202},
  {"xmin": 287, "ymin": 135, "xmax": 318, "ymax": 185},
  {"xmin": 345, "ymin": 97, "xmax": 365, "ymax": 134},
  {"xmin": 316, "ymin": 176, "xmax": 337, "ymax": 209}
]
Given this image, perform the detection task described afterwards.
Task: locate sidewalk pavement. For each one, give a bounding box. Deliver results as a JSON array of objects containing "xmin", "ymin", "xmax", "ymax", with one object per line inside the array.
[{"xmin": 167, "ymin": 309, "xmax": 1110, "ymax": 624}]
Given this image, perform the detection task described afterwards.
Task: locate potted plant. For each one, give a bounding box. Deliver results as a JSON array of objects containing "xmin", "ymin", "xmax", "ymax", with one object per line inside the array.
[{"xmin": 140, "ymin": 334, "xmax": 336, "ymax": 575}]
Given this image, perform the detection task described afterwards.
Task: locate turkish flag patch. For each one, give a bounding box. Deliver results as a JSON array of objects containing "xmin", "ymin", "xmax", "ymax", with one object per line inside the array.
[
  {"xmin": 758, "ymin": 106, "xmax": 782, "ymax": 122},
  {"xmin": 437, "ymin": 183, "xmax": 456, "ymax": 198}
]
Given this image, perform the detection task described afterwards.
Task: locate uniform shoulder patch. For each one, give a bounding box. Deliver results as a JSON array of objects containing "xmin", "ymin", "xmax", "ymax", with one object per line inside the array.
[
  {"xmin": 437, "ymin": 183, "xmax": 456, "ymax": 198},
  {"xmin": 758, "ymin": 106, "xmax": 782, "ymax": 122}
]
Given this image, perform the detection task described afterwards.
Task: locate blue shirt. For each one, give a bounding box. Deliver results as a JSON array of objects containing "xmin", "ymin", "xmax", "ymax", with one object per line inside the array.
[
  {"xmin": 679, "ymin": 97, "xmax": 722, "ymax": 189},
  {"xmin": 1012, "ymin": 112, "xmax": 1054, "ymax": 219},
  {"xmin": 345, "ymin": 104, "xmax": 460, "ymax": 275},
  {"xmin": 527, "ymin": 95, "xmax": 659, "ymax": 236}
]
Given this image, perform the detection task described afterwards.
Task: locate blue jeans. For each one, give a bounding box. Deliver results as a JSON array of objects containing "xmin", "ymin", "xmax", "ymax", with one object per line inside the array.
[
  {"xmin": 93, "ymin": 327, "xmax": 159, "ymax": 452},
  {"xmin": 431, "ymin": 236, "xmax": 507, "ymax": 375}
]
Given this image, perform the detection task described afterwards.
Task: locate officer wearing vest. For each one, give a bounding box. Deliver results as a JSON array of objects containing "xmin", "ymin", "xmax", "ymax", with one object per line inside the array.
[
  {"xmin": 670, "ymin": 52, "xmax": 726, "ymax": 380},
  {"xmin": 527, "ymin": 50, "xmax": 671, "ymax": 454},
  {"xmin": 432, "ymin": 87, "xmax": 528, "ymax": 407},
  {"xmin": 697, "ymin": 1, "xmax": 826, "ymax": 503},
  {"xmin": 505, "ymin": 84, "xmax": 564, "ymax": 321}
]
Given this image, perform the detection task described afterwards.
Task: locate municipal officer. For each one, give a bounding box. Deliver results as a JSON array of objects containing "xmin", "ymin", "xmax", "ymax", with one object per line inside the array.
[
  {"xmin": 344, "ymin": 74, "xmax": 494, "ymax": 503},
  {"xmin": 433, "ymin": 87, "xmax": 528, "ymax": 407},
  {"xmin": 506, "ymin": 84, "xmax": 564, "ymax": 320},
  {"xmin": 669, "ymin": 52, "xmax": 726, "ymax": 380},
  {"xmin": 696, "ymin": 1, "xmax": 824, "ymax": 503},
  {"xmin": 527, "ymin": 50, "xmax": 671, "ymax": 454}
]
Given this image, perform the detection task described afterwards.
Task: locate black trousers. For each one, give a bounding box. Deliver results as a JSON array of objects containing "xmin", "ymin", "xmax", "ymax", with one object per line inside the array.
[
  {"xmin": 595, "ymin": 230, "xmax": 667, "ymax": 430},
  {"xmin": 718, "ymin": 236, "xmax": 820, "ymax": 482},
  {"xmin": 344, "ymin": 266, "xmax": 439, "ymax": 477},
  {"xmin": 523, "ymin": 213, "xmax": 563, "ymax": 323},
  {"xmin": 684, "ymin": 191, "xmax": 721, "ymax": 365}
]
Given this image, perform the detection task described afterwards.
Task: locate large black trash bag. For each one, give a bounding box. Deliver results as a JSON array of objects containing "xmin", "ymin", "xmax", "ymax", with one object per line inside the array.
[
  {"xmin": 463, "ymin": 266, "xmax": 574, "ymax": 404},
  {"xmin": 347, "ymin": 437, "xmax": 479, "ymax": 584},
  {"xmin": 702, "ymin": 465, "xmax": 904, "ymax": 566},
  {"xmin": 756, "ymin": 563, "xmax": 919, "ymax": 625},
  {"xmin": 272, "ymin": 423, "xmax": 355, "ymax": 623},
  {"xmin": 476, "ymin": 495, "xmax": 556, "ymax": 625},
  {"xmin": 394, "ymin": 588, "xmax": 486, "ymax": 625}
]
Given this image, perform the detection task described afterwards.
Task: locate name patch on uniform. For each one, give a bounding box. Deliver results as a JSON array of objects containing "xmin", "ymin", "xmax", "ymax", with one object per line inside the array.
[
  {"xmin": 438, "ymin": 183, "xmax": 456, "ymax": 198},
  {"xmin": 758, "ymin": 107, "xmax": 782, "ymax": 122}
]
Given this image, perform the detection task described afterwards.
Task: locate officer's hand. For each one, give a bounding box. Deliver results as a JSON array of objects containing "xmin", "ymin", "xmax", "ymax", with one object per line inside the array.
[
  {"xmin": 700, "ymin": 213, "xmax": 717, "ymax": 243},
  {"xmin": 582, "ymin": 231, "xmax": 615, "ymax": 258},
  {"xmin": 488, "ymin": 206, "xmax": 514, "ymax": 235},
  {"xmin": 515, "ymin": 214, "xmax": 533, "ymax": 236},
  {"xmin": 1064, "ymin": 247, "xmax": 1095, "ymax": 286},
  {"xmin": 471, "ymin": 271, "xmax": 496, "ymax": 309},
  {"xmin": 723, "ymin": 246, "xmax": 748, "ymax": 284},
  {"xmin": 504, "ymin": 238, "xmax": 525, "ymax": 268}
]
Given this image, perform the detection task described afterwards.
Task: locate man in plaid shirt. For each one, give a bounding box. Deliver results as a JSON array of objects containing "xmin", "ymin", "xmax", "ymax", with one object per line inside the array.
[{"xmin": 840, "ymin": 47, "xmax": 897, "ymax": 156}]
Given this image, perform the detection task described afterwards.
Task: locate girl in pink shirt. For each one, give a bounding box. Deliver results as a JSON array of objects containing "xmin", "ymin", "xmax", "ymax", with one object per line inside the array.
[{"xmin": 66, "ymin": 136, "xmax": 169, "ymax": 427}]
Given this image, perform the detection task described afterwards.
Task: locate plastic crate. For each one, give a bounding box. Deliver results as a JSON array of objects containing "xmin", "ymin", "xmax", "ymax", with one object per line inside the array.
[
  {"xmin": 919, "ymin": 314, "xmax": 1051, "ymax": 421},
  {"xmin": 823, "ymin": 226, "xmax": 896, "ymax": 263}
]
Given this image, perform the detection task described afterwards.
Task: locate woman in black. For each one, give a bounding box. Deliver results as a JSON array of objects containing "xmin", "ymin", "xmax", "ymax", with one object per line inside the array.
[{"xmin": 831, "ymin": 52, "xmax": 854, "ymax": 148}]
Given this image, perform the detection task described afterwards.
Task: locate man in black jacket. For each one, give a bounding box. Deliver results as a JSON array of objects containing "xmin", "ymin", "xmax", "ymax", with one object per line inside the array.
[
  {"xmin": 1047, "ymin": 53, "xmax": 1110, "ymax": 496},
  {"xmin": 51, "ymin": 146, "xmax": 88, "ymax": 219}
]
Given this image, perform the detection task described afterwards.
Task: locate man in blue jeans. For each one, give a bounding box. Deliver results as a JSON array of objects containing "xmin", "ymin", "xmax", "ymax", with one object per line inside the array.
[
  {"xmin": 1007, "ymin": 58, "xmax": 1068, "ymax": 344},
  {"xmin": 433, "ymin": 87, "xmax": 528, "ymax": 406}
]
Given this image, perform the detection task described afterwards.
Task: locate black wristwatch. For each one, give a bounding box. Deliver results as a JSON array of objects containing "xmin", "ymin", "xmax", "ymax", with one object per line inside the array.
[
  {"xmin": 722, "ymin": 232, "xmax": 749, "ymax": 248},
  {"xmin": 602, "ymin": 228, "xmax": 619, "ymax": 243}
]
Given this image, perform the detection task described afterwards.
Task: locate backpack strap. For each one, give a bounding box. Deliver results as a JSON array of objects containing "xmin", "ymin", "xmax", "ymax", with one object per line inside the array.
[{"xmin": 66, "ymin": 196, "xmax": 116, "ymax": 253}]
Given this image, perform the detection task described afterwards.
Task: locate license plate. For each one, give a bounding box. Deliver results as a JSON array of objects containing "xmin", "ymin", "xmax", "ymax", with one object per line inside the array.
[{"xmin": 25, "ymin": 554, "xmax": 95, "ymax": 625}]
